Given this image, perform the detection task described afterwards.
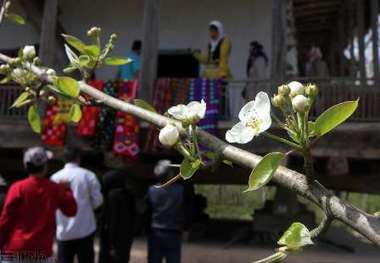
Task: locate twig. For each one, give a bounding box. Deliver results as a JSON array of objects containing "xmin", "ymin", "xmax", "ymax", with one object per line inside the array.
[{"xmin": 310, "ymin": 214, "xmax": 333, "ymax": 239}]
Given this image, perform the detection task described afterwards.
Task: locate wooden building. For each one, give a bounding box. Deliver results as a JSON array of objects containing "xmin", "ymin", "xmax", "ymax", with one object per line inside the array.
[{"xmin": 0, "ymin": 0, "xmax": 380, "ymax": 194}]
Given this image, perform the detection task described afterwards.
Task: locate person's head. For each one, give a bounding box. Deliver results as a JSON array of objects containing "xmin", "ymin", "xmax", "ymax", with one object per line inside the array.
[
  {"xmin": 64, "ymin": 147, "xmax": 81, "ymax": 164},
  {"xmin": 308, "ymin": 45, "xmax": 322, "ymax": 61},
  {"xmin": 249, "ymin": 41, "xmax": 264, "ymax": 56},
  {"xmin": 23, "ymin": 147, "xmax": 53, "ymax": 177},
  {"xmin": 131, "ymin": 40, "xmax": 142, "ymax": 55},
  {"xmin": 209, "ymin": 20, "xmax": 224, "ymax": 40},
  {"xmin": 154, "ymin": 159, "xmax": 176, "ymax": 184}
]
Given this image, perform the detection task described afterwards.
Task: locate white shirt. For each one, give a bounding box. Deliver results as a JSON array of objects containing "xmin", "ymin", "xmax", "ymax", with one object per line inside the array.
[{"xmin": 51, "ymin": 163, "xmax": 103, "ymax": 241}]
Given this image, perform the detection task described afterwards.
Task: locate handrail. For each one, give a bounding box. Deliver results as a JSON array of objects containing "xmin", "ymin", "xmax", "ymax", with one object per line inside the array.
[{"xmin": 0, "ymin": 84, "xmax": 28, "ymax": 119}]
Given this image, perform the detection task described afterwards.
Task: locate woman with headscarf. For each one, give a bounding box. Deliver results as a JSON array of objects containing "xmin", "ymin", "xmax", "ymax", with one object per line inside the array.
[
  {"xmin": 244, "ymin": 41, "xmax": 268, "ymax": 101},
  {"xmin": 193, "ymin": 20, "xmax": 232, "ymax": 79}
]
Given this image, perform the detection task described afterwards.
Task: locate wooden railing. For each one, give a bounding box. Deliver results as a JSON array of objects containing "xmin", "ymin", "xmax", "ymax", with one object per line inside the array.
[
  {"xmin": 225, "ymin": 78, "xmax": 380, "ymax": 122},
  {"xmin": 0, "ymin": 85, "xmax": 28, "ymax": 119},
  {"xmin": 1, "ymin": 78, "xmax": 380, "ymax": 122}
]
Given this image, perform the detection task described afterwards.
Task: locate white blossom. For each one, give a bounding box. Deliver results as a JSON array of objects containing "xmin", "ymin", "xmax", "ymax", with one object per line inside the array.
[
  {"xmin": 22, "ymin": 45, "xmax": 36, "ymax": 60},
  {"xmin": 225, "ymin": 92, "xmax": 271, "ymax": 144},
  {"xmin": 168, "ymin": 99, "xmax": 206, "ymax": 124},
  {"xmin": 292, "ymin": 95, "xmax": 310, "ymax": 113},
  {"xmin": 288, "ymin": 81, "xmax": 305, "ymax": 97},
  {"xmin": 159, "ymin": 124, "xmax": 180, "ymax": 147}
]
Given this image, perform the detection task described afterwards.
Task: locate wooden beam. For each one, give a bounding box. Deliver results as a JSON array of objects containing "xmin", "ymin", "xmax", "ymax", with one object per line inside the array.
[
  {"xmin": 140, "ymin": 0, "xmax": 160, "ymax": 102},
  {"xmin": 270, "ymin": 0, "xmax": 287, "ymax": 84},
  {"xmin": 357, "ymin": 0, "xmax": 367, "ymax": 82},
  {"xmin": 371, "ymin": 0, "xmax": 380, "ymax": 86},
  {"xmin": 39, "ymin": 0, "xmax": 58, "ymax": 67}
]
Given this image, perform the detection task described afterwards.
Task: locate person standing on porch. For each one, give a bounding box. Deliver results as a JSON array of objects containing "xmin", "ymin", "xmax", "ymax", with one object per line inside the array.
[
  {"xmin": 51, "ymin": 147, "xmax": 103, "ymax": 263},
  {"xmin": 147, "ymin": 160, "xmax": 185, "ymax": 263},
  {"xmin": 0, "ymin": 147, "xmax": 77, "ymax": 263},
  {"xmin": 305, "ymin": 46, "xmax": 329, "ymax": 78},
  {"xmin": 193, "ymin": 20, "xmax": 232, "ymax": 79},
  {"xmin": 119, "ymin": 40, "xmax": 142, "ymax": 80},
  {"xmin": 244, "ymin": 41, "xmax": 268, "ymax": 101}
]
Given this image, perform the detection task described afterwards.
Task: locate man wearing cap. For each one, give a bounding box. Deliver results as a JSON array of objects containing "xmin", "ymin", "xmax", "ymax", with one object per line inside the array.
[
  {"xmin": 51, "ymin": 147, "xmax": 103, "ymax": 263},
  {"xmin": 0, "ymin": 147, "xmax": 77, "ymax": 262},
  {"xmin": 147, "ymin": 160, "xmax": 185, "ymax": 263}
]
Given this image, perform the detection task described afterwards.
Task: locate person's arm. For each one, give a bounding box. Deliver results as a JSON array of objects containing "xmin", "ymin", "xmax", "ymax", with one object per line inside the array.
[
  {"xmin": 57, "ymin": 184, "xmax": 77, "ymax": 217},
  {"xmin": 88, "ymin": 172, "xmax": 103, "ymax": 209},
  {"xmin": 217, "ymin": 38, "xmax": 232, "ymax": 78},
  {"xmin": 0, "ymin": 184, "xmax": 22, "ymax": 248},
  {"xmin": 193, "ymin": 50, "xmax": 209, "ymax": 64}
]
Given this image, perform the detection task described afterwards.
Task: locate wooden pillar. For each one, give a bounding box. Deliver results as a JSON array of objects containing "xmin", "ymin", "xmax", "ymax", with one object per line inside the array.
[
  {"xmin": 348, "ymin": 1, "xmax": 356, "ymax": 77},
  {"xmin": 371, "ymin": 0, "xmax": 380, "ymax": 86},
  {"xmin": 140, "ymin": 0, "xmax": 160, "ymax": 102},
  {"xmin": 357, "ymin": 0, "xmax": 367, "ymax": 83},
  {"xmin": 270, "ymin": 0, "xmax": 287, "ymax": 87},
  {"xmin": 39, "ymin": 0, "xmax": 58, "ymax": 67},
  {"xmin": 338, "ymin": 8, "xmax": 345, "ymax": 76}
]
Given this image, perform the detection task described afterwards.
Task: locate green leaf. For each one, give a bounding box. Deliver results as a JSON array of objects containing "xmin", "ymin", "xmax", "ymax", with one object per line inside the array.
[
  {"xmin": 11, "ymin": 91, "xmax": 29, "ymax": 108},
  {"xmin": 5, "ymin": 13, "xmax": 26, "ymax": 25},
  {"xmin": 245, "ymin": 152, "xmax": 284, "ymax": 192},
  {"xmin": 78, "ymin": 55, "xmax": 91, "ymax": 67},
  {"xmin": 27, "ymin": 105, "xmax": 41, "ymax": 133},
  {"xmin": 55, "ymin": 76, "xmax": 80, "ymax": 98},
  {"xmin": 223, "ymin": 160, "xmax": 233, "ymax": 167},
  {"xmin": 180, "ymin": 158, "xmax": 201, "ymax": 180},
  {"xmin": 308, "ymin": 121, "xmax": 317, "ymax": 138},
  {"xmin": 69, "ymin": 104, "xmax": 82, "ymax": 123},
  {"xmin": 62, "ymin": 34, "xmax": 87, "ymax": 54},
  {"xmin": 83, "ymin": 45, "xmax": 100, "ymax": 57},
  {"xmin": 104, "ymin": 56, "xmax": 131, "ymax": 66},
  {"xmin": 64, "ymin": 44, "xmax": 79, "ymax": 64},
  {"xmin": 278, "ymin": 222, "xmax": 313, "ymax": 250},
  {"xmin": 315, "ymin": 99, "xmax": 359, "ymax": 136},
  {"xmin": 134, "ymin": 99, "xmax": 157, "ymax": 113}
]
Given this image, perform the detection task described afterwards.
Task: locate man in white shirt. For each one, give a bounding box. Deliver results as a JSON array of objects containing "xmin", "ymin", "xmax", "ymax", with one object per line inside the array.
[{"xmin": 51, "ymin": 147, "xmax": 103, "ymax": 263}]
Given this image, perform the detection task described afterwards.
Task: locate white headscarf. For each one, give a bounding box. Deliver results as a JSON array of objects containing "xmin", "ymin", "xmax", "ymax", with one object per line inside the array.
[{"xmin": 209, "ymin": 20, "xmax": 225, "ymax": 52}]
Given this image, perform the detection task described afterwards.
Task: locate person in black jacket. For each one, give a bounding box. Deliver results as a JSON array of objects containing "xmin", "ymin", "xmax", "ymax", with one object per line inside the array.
[
  {"xmin": 147, "ymin": 160, "xmax": 185, "ymax": 263},
  {"xmin": 99, "ymin": 169, "xmax": 136, "ymax": 263}
]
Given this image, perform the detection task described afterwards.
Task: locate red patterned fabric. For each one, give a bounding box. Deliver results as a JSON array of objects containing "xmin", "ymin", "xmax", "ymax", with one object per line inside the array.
[
  {"xmin": 41, "ymin": 103, "xmax": 67, "ymax": 147},
  {"xmin": 77, "ymin": 80, "xmax": 104, "ymax": 137},
  {"xmin": 112, "ymin": 81, "xmax": 140, "ymax": 159}
]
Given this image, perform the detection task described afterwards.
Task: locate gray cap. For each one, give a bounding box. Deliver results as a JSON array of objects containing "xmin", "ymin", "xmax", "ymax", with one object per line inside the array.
[{"xmin": 23, "ymin": 147, "xmax": 53, "ymax": 167}]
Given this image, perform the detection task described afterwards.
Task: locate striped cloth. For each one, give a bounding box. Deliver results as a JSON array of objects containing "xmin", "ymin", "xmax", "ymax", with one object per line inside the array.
[{"xmin": 188, "ymin": 78, "xmax": 222, "ymax": 134}]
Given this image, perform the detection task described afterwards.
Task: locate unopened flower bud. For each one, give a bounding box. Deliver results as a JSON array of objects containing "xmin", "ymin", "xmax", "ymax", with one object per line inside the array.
[
  {"xmin": 305, "ymin": 84, "xmax": 318, "ymax": 98},
  {"xmin": 46, "ymin": 69, "xmax": 56, "ymax": 76},
  {"xmin": 278, "ymin": 84, "xmax": 290, "ymax": 96},
  {"xmin": 110, "ymin": 34, "xmax": 117, "ymax": 41},
  {"xmin": 11, "ymin": 68, "xmax": 27, "ymax": 79},
  {"xmin": 288, "ymin": 81, "xmax": 305, "ymax": 97},
  {"xmin": 32, "ymin": 57, "xmax": 41, "ymax": 65},
  {"xmin": 22, "ymin": 45, "xmax": 36, "ymax": 60},
  {"xmin": 87, "ymin": 27, "xmax": 101, "ymax": 37},
  {"xmin": 159, "ymin": 124, "xmax": 180, "ymax": 147},
  {"xmin": 292, "ymin": 95, "xmax": 310, "ymax": 113},
  {"xmin": 272, "ymin": 94, "xmax": 285, "ymax": 108},
  {"xmin": 0, "ymin": 64, "xmax": 10, "ymax": 74}
]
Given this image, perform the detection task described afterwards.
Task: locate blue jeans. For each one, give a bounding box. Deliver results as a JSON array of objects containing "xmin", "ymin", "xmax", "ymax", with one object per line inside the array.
[{"xmin": 148, "ymin": 229, "xmax": 182, "ymax": 263}]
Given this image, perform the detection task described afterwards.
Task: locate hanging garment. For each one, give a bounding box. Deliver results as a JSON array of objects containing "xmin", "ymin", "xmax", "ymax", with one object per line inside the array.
[
  {"xmin": 41, "ymin": 102, "xmax": 67, "ymax": 147},
  {"xmin": 112, "ymin": 81, "xmax": 140, "ymax": 159},
  {"xmin": 77, "ymin": 80, "xmax": 104, "ymax": 137},
  {"xmin": 144, "ymin": 78, "xmax": 190, "ymax": 153},
  {"xmin": 188, "ymin": 78, "xmax": 222, "ymax": 134},
  {"xmin": 93, "ymin": 81, "xmax": 117, "ymax": 149}
]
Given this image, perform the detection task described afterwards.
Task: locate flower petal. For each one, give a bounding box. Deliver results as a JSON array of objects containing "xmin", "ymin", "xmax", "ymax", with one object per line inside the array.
[
  {"xmin": 238, "ymin": 100, "xmax": 256, "ymax": 122},
  {"xmin": 253, "ymin": 92, "xmax": 271, "ymax": 117},
  {"xmin": 168, "ymin": 104, "xmax": 188, "ymax": 120},
  {"xmin": 225, "ymin": 122, "xmax": 256, "ymax": 144}
]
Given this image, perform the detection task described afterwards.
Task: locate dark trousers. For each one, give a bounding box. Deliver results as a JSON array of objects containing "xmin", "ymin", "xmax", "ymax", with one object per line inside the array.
[
  {"xmin": 57, "ymin": 234, "xmax": 94, "ymax": 263},
  {"xmin": 148, "ymin": 229, "xmax": 182, "ymax": 263}
]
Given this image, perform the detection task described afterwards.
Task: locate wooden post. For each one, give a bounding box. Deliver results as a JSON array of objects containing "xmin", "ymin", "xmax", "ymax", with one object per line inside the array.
[
  {"xmin": 39, "ymin": 0, "xmax": 58, "ymax": 67},
  {"xmin": 357, "ymin": 0, "xmax": 367, "ymax": 83},
  {"xmin": 348, "ymin": 1, "xmax": 356, "ymax": 77},
  {"xmin": 270, "ymin": 0, "xmax": 287, "ymax": 87},
  {"xmin": 140, "ymin": 0, "xmax": 160, "ymax": 102},
  {"xmin": 338, "ymin": 8, "xmax": 345, "ymax": 76},
  {"xmin": 371, "ymin": 0, "xmax": 380, "ymax": 86}
]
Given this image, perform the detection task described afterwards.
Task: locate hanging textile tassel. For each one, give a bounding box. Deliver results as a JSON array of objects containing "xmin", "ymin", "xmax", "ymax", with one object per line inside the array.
[
  {"xmin": 77, "ymin": 80, "xmax": 104, "ymax": 137},
  {"xmin": 112, "ymin": 80, "xmax": 140, "ymax": 159}
]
